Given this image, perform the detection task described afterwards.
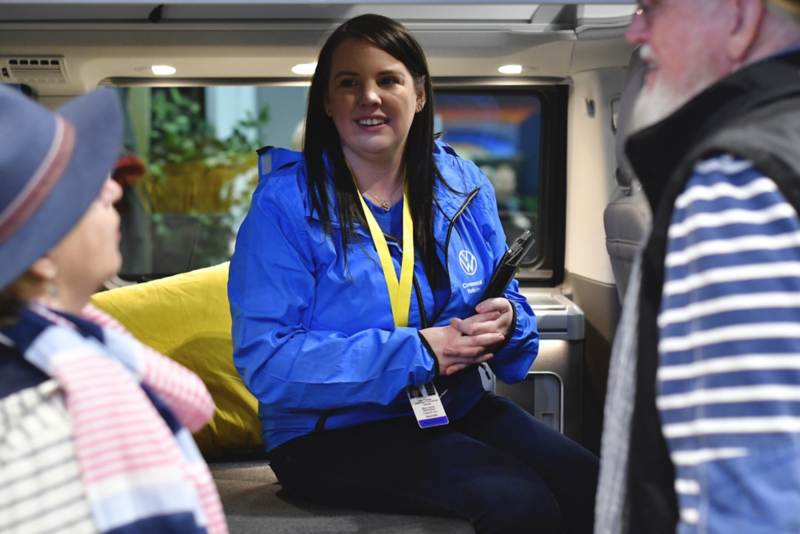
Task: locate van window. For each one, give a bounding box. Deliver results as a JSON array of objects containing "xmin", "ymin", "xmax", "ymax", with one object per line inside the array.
[
  {"xmin": 435, "ymin": 93, "xmax": 541, "ymax": 262},
  {"xmin": 116, "ymin": 84, "xmax": 565, "ymax": 284},
  {"xmin": 434, "ymin": 87, "xmax": 567, "ymax": 285},
  {"xmin": 115, "ymin": 85, "xmax": 307, "ymax": 281}
]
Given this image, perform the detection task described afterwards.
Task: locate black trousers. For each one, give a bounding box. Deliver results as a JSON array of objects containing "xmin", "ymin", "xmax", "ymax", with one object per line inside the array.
[{"xmin": 270, "ymin": 393, "xmax": 599, "ymax": 533}]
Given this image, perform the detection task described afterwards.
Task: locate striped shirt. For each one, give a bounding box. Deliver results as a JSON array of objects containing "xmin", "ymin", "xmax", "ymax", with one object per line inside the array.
[
  {"xmin": 658, "ymin": 154, "xmax": 800, "ymax": 533},
  {"xmin": 0, "ymin": 306, "xmax": 226, "ymax": 534},
  {"xmin": 0, "ymin": 380, "xmax": 96, "ymax": 534}
]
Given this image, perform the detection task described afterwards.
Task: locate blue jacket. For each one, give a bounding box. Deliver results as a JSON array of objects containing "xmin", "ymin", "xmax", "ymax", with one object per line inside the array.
[{"xmin": 229, "ymin": 141, "xmax": 539, "ymax": 452}]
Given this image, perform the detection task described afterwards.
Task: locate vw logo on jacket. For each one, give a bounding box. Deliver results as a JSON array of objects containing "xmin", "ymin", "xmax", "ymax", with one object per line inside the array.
[{"xmin": 459, "ymin": 250, "xmax": 478, "ymax": 276}]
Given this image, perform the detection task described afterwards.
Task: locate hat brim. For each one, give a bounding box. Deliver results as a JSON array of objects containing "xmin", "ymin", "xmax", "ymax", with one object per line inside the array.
[{"xmin": 0, "ymin": 88, "xmax": 123, "ymax": 290}]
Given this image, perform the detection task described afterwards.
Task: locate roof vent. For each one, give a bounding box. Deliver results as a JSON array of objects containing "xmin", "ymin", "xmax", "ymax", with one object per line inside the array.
[{"xmin": 0, "ymin": 56, "xmax": 69, "ymax": 85}]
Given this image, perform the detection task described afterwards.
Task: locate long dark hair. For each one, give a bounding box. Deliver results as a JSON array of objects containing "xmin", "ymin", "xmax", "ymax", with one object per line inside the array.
[{"xmin": 304, "ymin": 14, "xmax": 442, "ymax": 286}]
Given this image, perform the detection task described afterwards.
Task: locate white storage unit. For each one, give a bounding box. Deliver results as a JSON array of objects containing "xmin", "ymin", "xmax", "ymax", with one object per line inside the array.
[{"xmin": 496, "ymin": 293, "xmax": 586, "ymax": 443}]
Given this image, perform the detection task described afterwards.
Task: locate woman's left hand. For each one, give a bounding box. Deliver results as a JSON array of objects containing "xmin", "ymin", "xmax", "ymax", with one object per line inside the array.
[{"xmin": 449, "ymin": 298, "xmax": 514, "ymax": 351}]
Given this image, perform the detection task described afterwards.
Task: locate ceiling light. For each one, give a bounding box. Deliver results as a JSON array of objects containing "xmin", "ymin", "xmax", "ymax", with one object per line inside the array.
[
  {"xmin": 292, "ymin": 62, "xmax": 317, "ymax": 75},
  {"xmin": 498, "ymin": 65, "xmax": 523, "ymax": 75},
  {"xmin": 152, "ymin": 65, "xmax": 177, "ymax": 76}
]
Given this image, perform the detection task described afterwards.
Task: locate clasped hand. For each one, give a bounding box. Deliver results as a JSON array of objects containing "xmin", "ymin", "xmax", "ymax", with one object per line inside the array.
[{"xmin": 419, "ymin": 298, "xmax": 514, "ymax": 376}]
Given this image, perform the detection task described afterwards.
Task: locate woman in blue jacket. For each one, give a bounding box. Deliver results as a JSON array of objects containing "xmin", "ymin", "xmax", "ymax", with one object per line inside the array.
[{"xmin": 229, "ymin": 14, "xmax": 598, "ymax": 533}]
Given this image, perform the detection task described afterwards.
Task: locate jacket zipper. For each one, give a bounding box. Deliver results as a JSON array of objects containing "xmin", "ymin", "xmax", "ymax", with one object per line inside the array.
[
  {"xmin": 385, "ymin": 233, "xmax": 428, "ymax": 329},
  {"xmin": 413, "ymin": 276, "xmax": 428, "ymax": 329},
  {"xmin": 314, "ymin": 189, "xmax": 479, "ymax": 432},
  {"xmin": 431, "ymin": 187, "xmax": 481, "ymax": 325},
  {"xmin": 316, "ymin": 233, "xmax": 425, "ymax": 432}
]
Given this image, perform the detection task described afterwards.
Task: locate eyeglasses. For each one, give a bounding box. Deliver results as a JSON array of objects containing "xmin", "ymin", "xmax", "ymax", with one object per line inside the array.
[{"xmin": 635, "ymin": 0, "xmax": 665, "ymax": 25}]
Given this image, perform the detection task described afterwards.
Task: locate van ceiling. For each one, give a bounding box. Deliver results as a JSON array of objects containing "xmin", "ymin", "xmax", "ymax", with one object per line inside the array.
[{"xmin": 0, "ymin": 2, "xmax": 636, "ymax": 96}]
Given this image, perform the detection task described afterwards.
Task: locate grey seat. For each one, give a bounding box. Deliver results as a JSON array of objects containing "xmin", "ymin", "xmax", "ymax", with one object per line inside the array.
[
  {"xmin": 211, "ymin": 462, "xmax": 475, "ymax": 534},
  {"xmin": 604, "ymin": 52, "xmax": 652, "ymax": 303},
  {"xmin": 604, "ymin": 193, "xmax": 650, "ymax": 303}
]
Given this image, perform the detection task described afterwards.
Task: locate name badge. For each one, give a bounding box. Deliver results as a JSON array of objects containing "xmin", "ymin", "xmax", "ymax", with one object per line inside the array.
[{"xmin": 406, "ymin": 382, "xmax": 449, "ymax": 428}]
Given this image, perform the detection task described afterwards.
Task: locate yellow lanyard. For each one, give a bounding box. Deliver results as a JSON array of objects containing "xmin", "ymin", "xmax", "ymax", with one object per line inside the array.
[{"xmin": 350, "ymin": 165, "xmax": 415, "ymax": 327}]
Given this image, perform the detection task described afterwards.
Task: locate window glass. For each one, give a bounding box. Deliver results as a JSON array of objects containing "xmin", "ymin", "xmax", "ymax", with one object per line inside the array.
[
  {"xmin": 115, "ymin": 86, "xmax": 308, "ymax": 280},
  {"xmin": 116, "ymin": 86, "xmax": 552, "ymax": 280},
  {"xmin": 434, "ymin": 93, "xmax": 541, "ymax": 262}
]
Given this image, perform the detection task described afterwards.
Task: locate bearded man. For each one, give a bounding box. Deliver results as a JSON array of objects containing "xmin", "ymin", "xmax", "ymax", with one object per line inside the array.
[{"xmin": 596, "ymin": 1, "xmax": 800, "ymax": 533}]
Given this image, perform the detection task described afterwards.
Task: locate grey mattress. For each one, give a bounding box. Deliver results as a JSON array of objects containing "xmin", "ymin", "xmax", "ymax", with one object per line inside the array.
[{"xmin": 211, "ymin": 461, "xmax": 475, "ymax": 534}]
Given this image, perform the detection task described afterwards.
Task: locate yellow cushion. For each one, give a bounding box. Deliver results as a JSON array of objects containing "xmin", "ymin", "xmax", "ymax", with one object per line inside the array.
[{"xmin": 91, "ymin": 262, "xmax": 261, "ymax": 458}]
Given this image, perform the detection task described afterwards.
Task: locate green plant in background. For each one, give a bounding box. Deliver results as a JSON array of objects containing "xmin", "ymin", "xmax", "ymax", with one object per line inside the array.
[
  {"xmin": 147, "ymin": 87, "xmax": 269, "ymax": 186},
  {"xmin": 147, "ymin": 88, "xmax": 214, "ymax": 181},
  {"xmin": 136, "ymin": 87, "xmax": 269, "ymax": 275}
]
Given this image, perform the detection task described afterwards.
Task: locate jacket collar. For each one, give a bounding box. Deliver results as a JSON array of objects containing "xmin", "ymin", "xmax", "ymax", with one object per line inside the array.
[
  {"xmin": 626, "ymin": 49, "xmax": 800, "ymax": 213},
  {"xmin": 304, "ymin": 141, "xmax": 474, "ymax": 227}
]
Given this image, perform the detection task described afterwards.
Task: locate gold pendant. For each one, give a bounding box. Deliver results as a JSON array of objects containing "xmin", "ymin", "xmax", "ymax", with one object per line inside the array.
[{"xmin": 382, "ymin": 202, "xmax": 390, "ymax": 211}]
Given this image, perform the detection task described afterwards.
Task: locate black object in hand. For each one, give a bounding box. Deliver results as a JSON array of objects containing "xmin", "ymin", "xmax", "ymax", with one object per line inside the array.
[{"xmin": 478, "ymin": 230, "xmax": 535, "ymax": 302}]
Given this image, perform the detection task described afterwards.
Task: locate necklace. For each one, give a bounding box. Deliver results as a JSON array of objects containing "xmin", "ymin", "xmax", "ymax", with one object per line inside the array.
[{"xmin": 363, "ymin": 179, "xmax": 405, "ymax": 211}]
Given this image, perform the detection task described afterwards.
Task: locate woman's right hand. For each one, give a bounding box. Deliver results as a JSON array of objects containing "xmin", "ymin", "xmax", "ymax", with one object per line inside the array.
[{"xmin": 419, "ymin": 324, "xmax": 502, "ymax": 376}]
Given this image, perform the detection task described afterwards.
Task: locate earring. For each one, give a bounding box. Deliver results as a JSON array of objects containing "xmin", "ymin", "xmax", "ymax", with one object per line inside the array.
[{"xmin": 47, "ymin": 281, "xmax": 58, "ymax": 299}]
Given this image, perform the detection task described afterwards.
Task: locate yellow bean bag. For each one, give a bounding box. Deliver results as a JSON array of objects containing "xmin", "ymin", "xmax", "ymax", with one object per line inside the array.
[{"xmin": 91, "ymin": 262, "xmax": 261, "ymax": 458}]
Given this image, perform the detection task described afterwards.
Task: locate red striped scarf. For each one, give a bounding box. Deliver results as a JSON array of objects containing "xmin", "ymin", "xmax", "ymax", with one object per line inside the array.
[{"xmin": 26, "ymin": 302, "xmax": 228, "ymax": 534}]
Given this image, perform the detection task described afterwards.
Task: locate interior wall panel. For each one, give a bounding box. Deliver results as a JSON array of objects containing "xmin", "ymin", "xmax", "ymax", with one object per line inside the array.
[{"xmin": 564, "ymin": 67, "xmax": 625, "ymax": 285}]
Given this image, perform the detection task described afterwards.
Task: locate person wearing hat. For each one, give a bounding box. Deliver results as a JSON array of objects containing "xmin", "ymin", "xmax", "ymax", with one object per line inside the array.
[
  {"xmin": 0, "ymin": 85, "xmax": 227, "ymax": 534},
  {"xmin": 595, "ymin": 1, "xmax": 800, "ymax": 533}
]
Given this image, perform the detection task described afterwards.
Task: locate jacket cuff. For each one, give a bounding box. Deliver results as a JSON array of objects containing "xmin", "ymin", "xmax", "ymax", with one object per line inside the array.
[
  {"xmin": 418, "ymin": 331, "xmax": 440, "ymax": 376},
  {"xmin": 494, "ymin": 302, "xmax": 517, "ymax": 355}
]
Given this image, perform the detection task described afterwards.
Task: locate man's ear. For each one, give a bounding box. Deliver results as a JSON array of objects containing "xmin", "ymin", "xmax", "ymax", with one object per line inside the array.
[
  {"xmin": 728, "ymin": 0, "xmax": 765, "ymax": 63},
  {"xmin": 28, "ymin": 256, "xmax": 57, "ymax": 282}
]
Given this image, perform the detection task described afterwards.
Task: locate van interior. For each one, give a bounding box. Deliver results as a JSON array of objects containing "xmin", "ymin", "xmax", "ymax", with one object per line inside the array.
[{"xmin": 1, "ymin": 2, "xmax": 644, "ymax": 531}]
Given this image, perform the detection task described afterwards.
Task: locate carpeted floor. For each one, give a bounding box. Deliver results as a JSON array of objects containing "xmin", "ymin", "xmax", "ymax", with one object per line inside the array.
[{"xmin": 211, "ymin": 461, "xmax": 475, "ymax": 534}]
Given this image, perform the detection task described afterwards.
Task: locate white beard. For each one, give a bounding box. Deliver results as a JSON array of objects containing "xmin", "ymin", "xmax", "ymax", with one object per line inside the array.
[{"xmin": 629, "ymin": 45, "xmax": 718, "ymax": 134}]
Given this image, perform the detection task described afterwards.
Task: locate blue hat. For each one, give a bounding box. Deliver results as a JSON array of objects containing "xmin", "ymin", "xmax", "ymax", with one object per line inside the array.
[{"xmin": 0, "ymin": 86, "xmax": 123, "ymax": 290}]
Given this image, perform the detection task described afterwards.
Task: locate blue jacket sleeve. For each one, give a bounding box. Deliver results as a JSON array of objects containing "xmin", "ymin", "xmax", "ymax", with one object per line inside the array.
[
  {"xmin": 476, "ymin": 180, "xmax": 539, "ymax": 385},
  {"xmin": 228, "ymin": 181, "xmax": 436, "ymax": 411}
]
